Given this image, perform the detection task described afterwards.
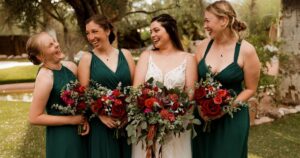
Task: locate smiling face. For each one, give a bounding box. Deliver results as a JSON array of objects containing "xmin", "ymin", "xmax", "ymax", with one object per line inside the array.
[
  {"xmin": 37, "ymin": 33, "xmax": 65, "ymax": 64},
  {"xmin": 150, "ymin": 21, "xmax": 171, "ymax": 49},
  {"xmin": 204, "ymin": 11, "xmax": 228, "ymax": 38},
  {"xmin": 86, "ymin": 21, "xmax": 110, "ymax": 49}
]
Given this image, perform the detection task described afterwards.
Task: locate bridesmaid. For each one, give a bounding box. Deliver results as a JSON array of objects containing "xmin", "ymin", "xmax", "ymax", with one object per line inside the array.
[
  {"xmin": 192, "ymin": 1, "xmax": 260, "ymax": 158},
  {"xmin": 27, "ymin": 32, "xmax": 89, "ymax": 158},
  {"xmin": 78, "ymin": 14, "xmax": 135, "ymax": 158}
]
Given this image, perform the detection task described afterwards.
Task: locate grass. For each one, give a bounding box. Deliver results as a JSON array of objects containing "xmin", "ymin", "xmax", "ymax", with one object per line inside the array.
[
  {"xmin": 0, "ymin": 65, "xmax": 39, "ymax": 84},
  {"xmin": 0, "ymin": 100, "xmax": 299, "ymax": 158},
  {"xmin": 0, "ymin": 101, "xmax": 45, "ymax": 158}
]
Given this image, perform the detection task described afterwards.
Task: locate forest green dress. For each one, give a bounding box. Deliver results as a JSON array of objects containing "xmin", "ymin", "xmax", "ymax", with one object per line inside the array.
[
  {"xmin": 192, "ymin": 40, "xmax": 249, "ymax": 158},
  {"xmin": 89, "ymin": 49, "xmax": 132, "ymax": 158},
  {"xmin": 45, "ymin": 66, "xmax": 87, "ymax": 158}
]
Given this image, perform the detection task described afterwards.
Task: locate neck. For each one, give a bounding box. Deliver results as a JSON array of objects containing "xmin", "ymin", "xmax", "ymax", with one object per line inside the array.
[
  {"xmin": 214, "ymin": 29, "xmax": 238, "ymax": 46},
  {"xmin": 43, "ymin": 62, "xmax": 62, "ymax": 70},
  {"xmin": 157, "ymin": 43, "xmax": 179, "ymax": 55},
  {"xmin": 94, "ymin": 43, "xmax": 115, "ymax": 56}
]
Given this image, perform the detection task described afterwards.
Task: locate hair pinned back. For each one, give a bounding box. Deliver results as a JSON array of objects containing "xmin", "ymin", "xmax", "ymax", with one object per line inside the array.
[
  {"xmin": 85, "ymin": 14, "xmax": 115, "ymax": 44},
  {"xmin": 206, "ymin": 1, "xmax": 247, "ymax": 33}
]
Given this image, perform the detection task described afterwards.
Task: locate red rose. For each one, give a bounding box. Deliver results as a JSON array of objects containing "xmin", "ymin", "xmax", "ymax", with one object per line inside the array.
[
  {"xmin": 201, "ymin": 99, "xmax": 222, "ymax": 117},
  {"xmin": 153, "ymin": 86, "xmax": 159, "ymax": 92},
  {"xmin": 145, "ymin": 97, "xmax": 158, "ymax": 109},
  {"xmin": 114, "ymin": 99, "xmax": 123, "ymax": 106},
  {"xmin": 160, "ymin": 109, "xmax": 170, "ymax": 120},
  {"xmin": 207, "ymin": 86, "xmax": 214, "ymax": 92},
  {"xmin": 217, "ymin": 89, "xmax": 228, "ymax": 98},
  {"xmin": 137, "ymin": 96, "xmax": 146, "ymax": 108},
  {"xmin": 171, "ymin": 102, "xmax": 180, "ymax": 111},
  {"xmin": 167, "ymin": 113, "xmax": 175, "ymax": 122},
  {"xmin": 111, "ymin": 103, "xmax": 126, "ymax": 118},
  {"xmin": 194, "ymin": 87, "xmax": 206, "ymax": 103},
  {"xmin": 169, "ymin": 94, "xmax": 179, "ymax": 102},
  {"xmin": 142, "ymin": 88, "xmax": 151, "ymax": 95},
  {"xmin": 75, "ymin": 85, "xmax": 86, "ymax": 93},
  {"xmin": 112, "ymin": 89, "xmax": 121, "ymax": 97},
  {"xmin": 91, "ymin": 98, "xmax": 103, "ymax": 113},
  {"xmin": 213, "ymin": 96, "xmax": 223, "ymax": 104},
  {"xmin": 77, "ymin": 102, "xmax": 86, "ymax": 111}
]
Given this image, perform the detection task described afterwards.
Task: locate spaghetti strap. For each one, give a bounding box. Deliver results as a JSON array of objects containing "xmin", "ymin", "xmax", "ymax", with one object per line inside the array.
[
  {"xmin": 234, "ymin": 41, "xmax": 241, "ymax": 63},
  {"xmin": 203, "ymin": 39, "xmax": 214, "ymax": 59}
]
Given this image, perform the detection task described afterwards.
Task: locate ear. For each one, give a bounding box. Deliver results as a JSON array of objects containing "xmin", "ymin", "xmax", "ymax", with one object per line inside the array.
[
  {"xmin": 105, "ymin": 29, "xmax": 111, "ymax": 37},
  {"xmin": 36, "ymin": 54, "xmax": 44, "ymax": 63},
  {"xmin": 220, "ymin": 16, "xmax": 229, "ymax": 28}
]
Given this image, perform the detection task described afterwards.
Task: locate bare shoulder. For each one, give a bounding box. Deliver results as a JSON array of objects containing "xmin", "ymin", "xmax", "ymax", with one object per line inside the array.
[
  {"xmin": 120, "ymin": 48, "xmax": 131, "ymax": 56},
  {"xmin": 139, "ymin": 49, "xmax": 151, "ymax": 60},
  {"xmin": 35, "ymin": 68, "xmax": 53, "ymax": 86},
  {"xmin": 180, "ymin": 51, "xmax": 195, "ymax": 61},
  {"xmin": 195, "ymin": 38, "xmax": 211, "ymax": 59},
  {"xmin": 80, "ymin": 51, "xmax": 92, "ymax": 62},
  {"xmin": 61, "ymin": 61, "xmax": 77, "ymax": 75},
  {"xmin": 240, "ymin": 40, "xmax": 256, "ymax": 56}
]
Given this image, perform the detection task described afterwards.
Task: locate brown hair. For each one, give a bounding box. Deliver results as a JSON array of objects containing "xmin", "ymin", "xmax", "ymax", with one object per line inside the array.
[
  {"xmin": 26, "ymin": 32, "xmax": 47, "ymax": 65},
  {"xmin": 206, "ymin": 1, "xmax": 247, "ymax": 33},
  {"xmin": 85, "ymin": 15, "xmax": 115, "ymax": 44}
]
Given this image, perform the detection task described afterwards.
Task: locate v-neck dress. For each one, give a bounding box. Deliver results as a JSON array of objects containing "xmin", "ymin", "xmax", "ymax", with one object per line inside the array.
[
  {"xmin": 89, "ymin": 49, "xmax": 132, "ymax": 158},
  {"xmin": 192, "ymin": 40, "xmax": 249, "ymax": 158},
  {"xmin": 46, "ymin": 66, "xmax": 87, "ymax": 158}
]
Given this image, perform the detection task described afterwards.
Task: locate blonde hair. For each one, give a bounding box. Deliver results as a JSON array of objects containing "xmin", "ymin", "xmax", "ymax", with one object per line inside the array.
[
  {"xmin": 206, "ymin": 1, "xmax": 247, "ymax": 33},
  {"xmin": 26, "ymin": 32, "xmax": 48, "ymax": 65}
]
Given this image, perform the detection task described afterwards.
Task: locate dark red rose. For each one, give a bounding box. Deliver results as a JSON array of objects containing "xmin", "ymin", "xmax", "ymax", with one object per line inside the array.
[
  {"xmin": 194, "ymin": 87, "xmax": 206, "ymax": 103},
  {"xmin": 137, "ymin": 96, "xmax": 146, "ymax": 108},
  {"xmin": 77, "ymin": 102, "xmax": 86, "ymax": 111},
  {"xmin": 213, "ymin": 96, "xmax": 223, "ymax": 105},
  {"xmin": 91, "ymin": 98, "xmax": 103, "ymax": 113},
  {"xmin": 145, "ymin": 97, "xmax": 158, "ymax": 109},
  {"xmin": 112, "ymin": 89, "xmax": 121, "ymax": 97},
  {"xmin": 153, "ymin": 86, "xmax": 159, "ymax": 92},
  {"xmin": 171, "ymin": 102, "xmax": 180, "ymax": 111},
  {"xmin": 111, "ymin": 103, "xmax": 126, "ymax": 118},
  {"xmin": 201, "ymin": 99, "xmax": 222, "ymax": 117}
]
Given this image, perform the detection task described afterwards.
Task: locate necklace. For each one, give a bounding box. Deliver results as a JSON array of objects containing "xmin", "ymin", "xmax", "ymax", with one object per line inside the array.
[{"xmin": 221, "ymin": 54, "xmax": 223, "ymax": 57}]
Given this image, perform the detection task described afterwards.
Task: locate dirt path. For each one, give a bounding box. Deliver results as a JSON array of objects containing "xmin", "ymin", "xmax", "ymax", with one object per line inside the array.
[{"xmin": 0, "ymin": 82, "xmax": 34, "ymax": 93}]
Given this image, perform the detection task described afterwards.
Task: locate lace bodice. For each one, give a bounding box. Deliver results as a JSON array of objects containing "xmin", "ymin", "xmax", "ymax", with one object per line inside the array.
[{"xmin": 145, "ymin": 54, "xmax": 186, "ymax": 90}]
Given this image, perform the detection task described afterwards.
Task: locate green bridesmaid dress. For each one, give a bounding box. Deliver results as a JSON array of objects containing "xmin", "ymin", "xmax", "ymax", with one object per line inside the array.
[
  {"xmin": 89, "ymin": 49, "xmax": 132, "ymax": 158},
  {"xmin": 45, "ymin": 65, "xmax": 87, "ymax": 158},
  {"xmin": 192, "ymin": 40, "xmax": 249, "ymax": 158}
]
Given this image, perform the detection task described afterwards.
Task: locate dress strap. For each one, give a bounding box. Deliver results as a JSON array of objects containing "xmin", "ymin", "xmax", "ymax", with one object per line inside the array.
[
  {"xmin": 203, "ymin": 39, "xmax": 214, "ymax": 59},
  {"xmin": 234, "ymin": 41, "xmax": 242, "ymax": 63}
]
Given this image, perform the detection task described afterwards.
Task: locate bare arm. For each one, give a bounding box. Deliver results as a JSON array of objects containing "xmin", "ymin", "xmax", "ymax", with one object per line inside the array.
[
  {"xmin": 78, "ymin": 52, "xmax": 92, "ymax": 87},
  {"xmin": 133, "ymin": 51, "xmax": 150, "ymax": 87},
  {"xmin": 29, "ymin": 68, "xmax": 84, "ymax": 126},
  {"xmin": 235, "ymin": 42, "xmax": 261, "ymax": 103},
  {"xmin": 121, "ymin": 49, "xmax": 136, "ymax": 83},
  {"xmin": 185, "ymin": 53, "xmax": 198, "ymax": 100}
]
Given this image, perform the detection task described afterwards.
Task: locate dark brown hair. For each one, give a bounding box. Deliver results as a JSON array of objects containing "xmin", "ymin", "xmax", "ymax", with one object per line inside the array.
[
  {"xmin": 26, "ymin": 32, "xmax": 47, "ymax": 65},
  {"xmin": 206, "ymin": 1, "xmax": 247, "ymax": 32},
  {"xmin": 151, "ymin": 14, "xmax": 184, "ymax": 51},
  {"xmin": 85, "ymin": 15, "xmax": 115, "ymax": 44}
]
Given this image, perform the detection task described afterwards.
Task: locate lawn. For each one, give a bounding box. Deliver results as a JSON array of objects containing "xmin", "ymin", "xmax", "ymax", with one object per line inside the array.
[
  {"xmin": 0, "ymin": 65, "xmax": 39, "ymax": 84},
  {"xmin": 0, "ymin": 100, "xmax": 299, "ymax": 158}
]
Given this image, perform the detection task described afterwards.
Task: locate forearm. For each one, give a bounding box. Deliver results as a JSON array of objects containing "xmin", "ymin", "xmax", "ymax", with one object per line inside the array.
[
  {"xmin": 29, "ymin": 114, "xmax": 79, "ymax": 126},
  {"xmin": 234, "ymin": 89, "xmax": 256, "ymax": 104}
]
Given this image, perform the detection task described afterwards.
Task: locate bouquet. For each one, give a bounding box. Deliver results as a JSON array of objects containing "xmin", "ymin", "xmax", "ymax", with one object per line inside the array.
[
  {"xmin": 126, "ymin": 78, "xmax": 200, "ymax": 158},
  {"xmin": 51, "ymin": 80, "xmax": 89, "ymax": 134},
  {"xmin": 194, "ymin": 71, "xmax": 248, "ymax": 132},
  {"xmin": 87, "ymin": 81, "xmax": 128, "ymax": 138}
]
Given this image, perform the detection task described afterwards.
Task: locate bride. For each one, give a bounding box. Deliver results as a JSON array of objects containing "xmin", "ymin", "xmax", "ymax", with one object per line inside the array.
[{"xmin": 132, "ymin": 14, "xmax": 198, "ymax": 158}]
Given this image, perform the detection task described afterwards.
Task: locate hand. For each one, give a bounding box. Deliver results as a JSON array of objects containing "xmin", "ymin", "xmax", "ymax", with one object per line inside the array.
[
  {"xmin": 80, "ymin": 120, "xmax": 90, "ymax": 136},
  {"xmin": 117, "ymin": 117, "xmax": 128, "ymax": 129},
  {"xmin": 71, "ymin": 115, "xmax": 85, "ymax": 125},
  {"xmin": 99, "ymin": 115, "xmax": 117, "ymax": 128}
]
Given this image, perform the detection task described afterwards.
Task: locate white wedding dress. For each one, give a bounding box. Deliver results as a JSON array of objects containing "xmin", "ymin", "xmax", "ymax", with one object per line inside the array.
[{"xmin": 132, "ymin": 54, "xmax": 192, "ymax": 158}]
